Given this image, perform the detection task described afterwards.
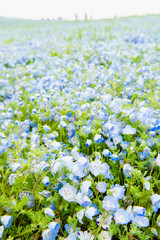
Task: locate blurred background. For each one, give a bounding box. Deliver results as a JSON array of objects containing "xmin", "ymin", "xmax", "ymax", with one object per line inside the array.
[{"xmin": 0, "ymin": 0, "xmax": 160, "ymax": 20}]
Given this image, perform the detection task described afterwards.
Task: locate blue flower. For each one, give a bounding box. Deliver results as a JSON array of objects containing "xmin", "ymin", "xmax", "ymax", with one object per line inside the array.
[
  {"xmin": 131, "ymin": 215, "xmax": 149, "ymax": 228},
  {"xmin": 0, "ymin": 226, "xmax": 4, "ymax": 239},
  {"xmin": 103, "ymin": 149, "xmax": 111, "ymax": 157},
  {"xmin": 1, "ymin": 215, "xmax": 13, "ymax": 228},
  {"xmin": 96, "ymin": 182, "xmax": 107, "ymax": 193},
  {"xmin": 59, "ymin": 183, "xmax": 77, "ymax": 202},
  {"xmin": 94, "ymin": 134, "xmax": 104, "ymax": 143},
  {"xmin": 114, "ymin": 208, "xmax": 131, "ymax": 225},
  {"xmin": 110, "ymin": 184, "xmax": 125, "ymax": 199},
  {"xmin": 123, "ymin": 164, "xmax": 133, "ymax": 178},
  {"xmin": 45, "ymin": 208, "xmax": 55, "ymax": 218},
  {"xmin": 103, "ymin": 196, "xmax": 120, "ymax": 212},
  {"xmin": 42, "ymin": 176, "xmax": 50, "ymax": 186},
  {"xmin": 43, "ymin": 125, "xmax": 51, "ymax": 132},
  {"xmin": 151, "ymin": 194, "xmax": 160, "ymax": 212},
  {"xmin": 122, "ymin": 125, "xmax": 136, "ymax": 135}
]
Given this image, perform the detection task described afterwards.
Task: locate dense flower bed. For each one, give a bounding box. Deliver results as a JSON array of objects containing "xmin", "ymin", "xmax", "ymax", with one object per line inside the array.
[{"xmin": 0, "ymin": 15, "xmax": 160, "ymax": 239}]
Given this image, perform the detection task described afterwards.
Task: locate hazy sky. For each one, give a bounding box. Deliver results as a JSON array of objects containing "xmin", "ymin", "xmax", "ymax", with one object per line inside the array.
[{"xmin": 0, "ymin": 0, "xmax": 160, "ymax": 20}]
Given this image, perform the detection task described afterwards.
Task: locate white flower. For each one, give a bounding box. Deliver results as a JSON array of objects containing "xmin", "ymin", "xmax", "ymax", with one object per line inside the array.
[
  {"xmin": 100, "ymin": 230, "xmax": 112, "ymax": 240},
  {"xmin": 59, "ymin": 183, "xmax": 77, "ymax": 202},
  {"xmin": 8, "ymin": 173, "xmax": 17, "ymax": 185},
  {"xmin": 77, "ymin": 230, "xmax": 94, "ymax": 240}
]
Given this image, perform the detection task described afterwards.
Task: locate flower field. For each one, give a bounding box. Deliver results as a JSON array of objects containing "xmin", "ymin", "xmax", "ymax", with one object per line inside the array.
[{"xmin": 0, "ymin": 15, "xmax": 160, "ymax": 239}]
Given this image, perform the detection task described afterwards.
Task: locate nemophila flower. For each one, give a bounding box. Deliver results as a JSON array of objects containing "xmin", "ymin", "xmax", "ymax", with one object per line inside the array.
[
  {"xmin": 80, "ymin": 181, "xmax": 91, "ymax": 194},
  {"xmin": 155, "ymin": 153, "xmax": 160, "ymax": 166},
  {"xmin": 131, "ymin": 215, "xmax": 149, "ymax": 227},
  {"xmin": 38, "ymin": 190, "xmax": 52, "ymax": 198},
  {"xmin": 43, "ymin": 125, "xmax": 51, "ymax": 132},
  {"xmin": 105, "ymin": 139, "xmax": 115, "ymax": 149},
  {"xmin": 45, "ymin": 208, "xmax": 55, "ymax": 217},
  {"xmin": 85, "ymin": 205, "xmax": 99, "ymax": 220},
  {"xmin": 111, "ymin": 154, "xmax": 119, "ymax": 161},
  {"xmin": 103, "ymin": 196, "xmax": 120, "ymax": 212},
  {"xmin": 110, "ymin": 184, "xmax": 125, "ymax": 199},
  {"xmin": 26, "ymin": 194, "xmax": 34, "ymax": 208},
  {"xmin": 103, "ymin": 149, "xmax": 111, "ymax": 157},
  {"xmin": 96, "ymin": 182, "xmax": 107, "ymax": 193},
  {"xmin": 76, "ymin": 209, "xmax": 85, "ymax": 224},
  {"xmin": 42, "ymin": 229, "xmax": 56, "ymax": 240},
  {"xmin": 144, "ymin": 179, "xmax": 150, "ymax": 190},
  {"xmin": 89, "ymin": 160, "xmax": 101, "ymax": 176},
  {"xmin": 94, "ymin": 134, "xmax": 104, "ymax": 143},
  {"xmin": 9, "ymin": 162, "xmax": 21, "ymax": 172},
  {"xmin": 75, "ymin": 192, "xmax": 91, "ymax": 207},
  {"xmin": 42, "ymin": 176, "xmax": 50, "ymax": 186},
  {"xmin": 122, "ymin": 125, "xmax": 136, "ymax": 135},
  {"xmin": 0, "ymin": 146, "xmax": 6, "ymax": 155},
  {"xmin": 86, "ymin": 139, "xmax": 92, "ymax": 146},
  {"xmin": 100, "ymin": 162, "xmax": 110, "ymax": 178},
  {"xmin": 64, "ymin": 232, "xmax": 78, "ymax": 240},
  {"xmin": 0, "ymin": 225, "xmax": 4, "ymax": 239},
  {"xmin": 8, "ymin": 173, "xmax": 17, "ymax": 185},
  {"xmin": 59, "ymin": 183, "xmax": 77, "ymax": 202},
  {"xmin": 120, "ymin": 141, "xmax": 130, "ymax": 150},
  {"xmin": 99, "ymin": 230, "xmax": 112, "ymax": 240},
  {"xmin": 132, "ymin": 206, "xmax": 146, "ymax": 217},
  {"xmin": 96, "ymin": 214, "xmax": 113, "ymax": 230},
  {"xmin": 143, "ymin": 146, "xmax": 150, "ymax": 157},
  {"xmin": 0, "ymin": 132, "xmax": 5, "ymax": 139},
  {"xmin": 114, "ymin": 208, "xmax": 131, "ymax": 225},
  {"xmin": 151, "ymin": 194, "xmax": 160, "ymax": 212},
  {"xmin": 51, "ymin": 141, "xmax": 61, "ymax": 151},
  {"xmin": 112, "ymin": 135, "xmax": 123, "ymax": 145},
  {"xmin": 1, "ymin": 215, "xmax": 13, "ymax": 228},
  {"xmin": 77, "ymin": 230, "xmax": 94, "ymax": 240},
  {"xmin": 123, "ymin": 164, "xmax": 133, "ymax": 178}
]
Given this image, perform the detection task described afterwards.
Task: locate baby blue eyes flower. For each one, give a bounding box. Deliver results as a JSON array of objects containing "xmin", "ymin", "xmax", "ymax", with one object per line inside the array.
[
  {"xmin": 99, "ymin": 230, "xmax": 112, "ymax": 240},
  {"xmin": 1, "ymin": 215, "xmax": 13, "ymax": 228},
  {"xmin": 76, "ymin": 209, "xmax": 85, "ymax": 224},
  {"xmin": 123, "ymin": 164, "xmax": 133, "ymax": 178},
  {"xmin": 8, "ymin": 173, "xmax": 17, "ymax": 185},
  {"xmin": 77, "ymin": 230, "xmax": 94, "ymax": 240},
  {"xmin": 85, "ymin": 139, "xmax": 92, "ymax": 146},
  {"xmin": 96, "ymin": 182, "xmax": 107, "ymax": 193},
  {"xmin": 42, "ymin": 176, "xmax": 50, "ymax": 186},
  {"xmin": 103, "ymin": 196, "xmax": 120, "ymax": 212},
  {"xmin": 89, "ymin": 160, "xmax": 101, "ymax": 177},
  {"xmin": 110, "ymin": 184, "xmax": 125, "ymax": 199},
  {"xmin": 9, "ymin": 163, "xmax": 21, "ymax": 172},
  {"xmin": 45, "ymin": 208, "xmax": 55, "ymax": 218},
  {"xmin": 51, "ymin": 141, "xmax": 61, "ymax": 151},
  {"xmin": 0, "ymin": 225, "xmax": 4, "ymax": 239},
  {"xmin": 111, "ymin": 154, "xmax": 119, "ymax": 161},
  {"xmin": 96, "ymin": 214, "xmax": 113, "ymax": 230},
  {"xmin": 75, "ymin": 192, "xmax": 91, "ymax": 207},
  {"xmin": 85, "ymin": 206, "xmax": 99, "ymax": 220},
  {"xmin": 103, "ymin": 149, "xmax": 111, "ymax": 157},
  {"xmin": 132, "ymin": 206, "xmax": 146, "ymax": 216},
  {"xmin": 59, "ymin": 183, "xmax": 77, "ymax": 202},
  {"xmin": 43, "ymin": 125, "xmax": 51, "ymax": 132},
  {"xmin": 132, "ymin": 216, "xmax": 149, "ymax": 228},
  {"xmin": 122, "ymin": 125, "xmax": 136, "ymax": 135},
  {"xmin": 94, "ymin": 134, "xmax": 104, "ymax": 143},
  {"xmin": 155, "ymin": 153, "xmax": 160, "ymax": 166},
  {"xmin": 151, "ymin": 194, "xmax": 160, "ymax": 212},
  {"xmin": 114, "ymin": 209, "xmax": 131, "ymax": 225}
]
